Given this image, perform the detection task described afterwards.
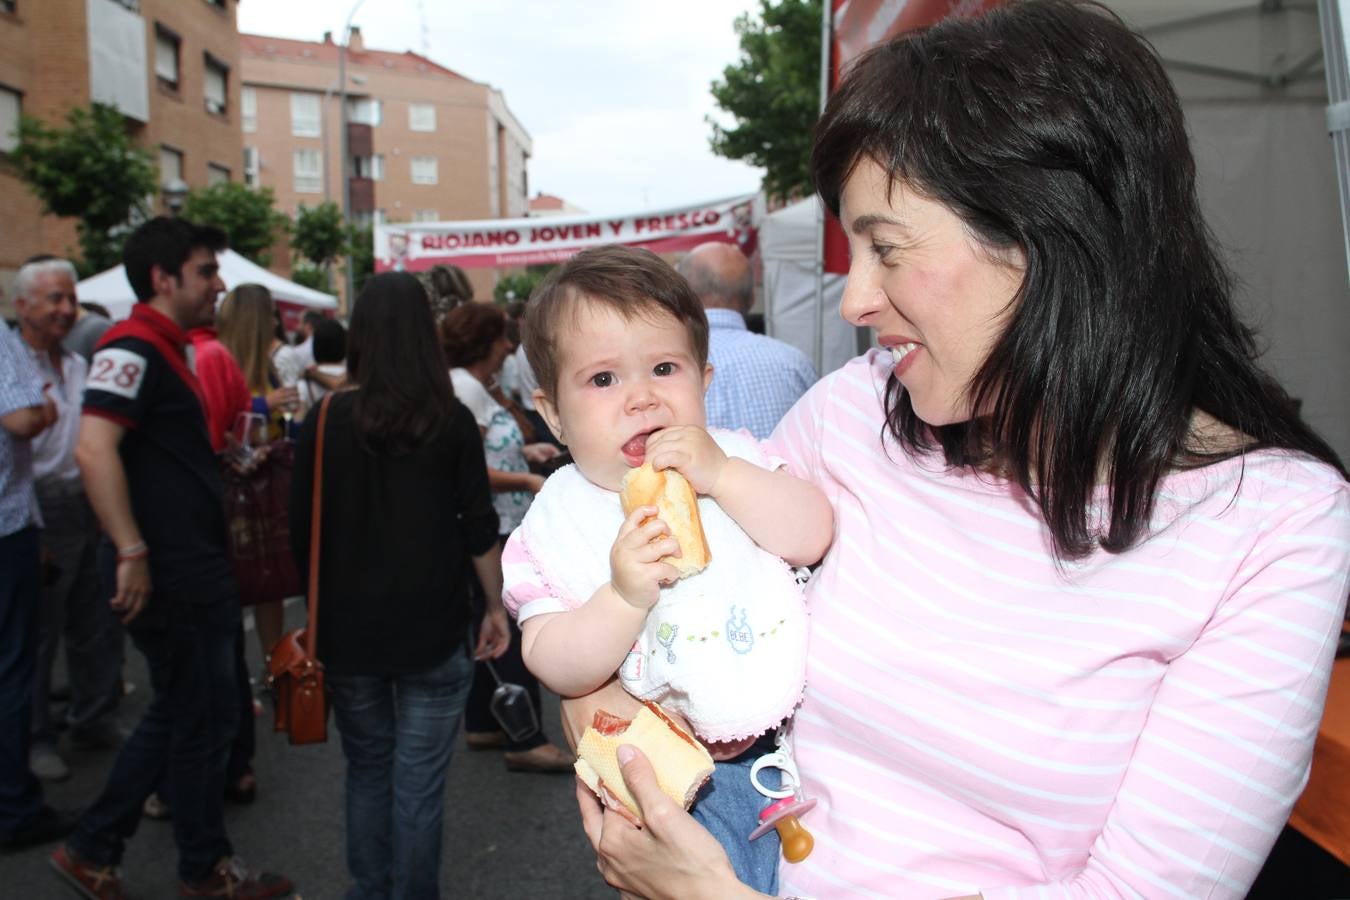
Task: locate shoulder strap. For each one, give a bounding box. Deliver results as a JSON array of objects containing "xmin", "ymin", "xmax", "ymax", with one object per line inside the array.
[{"xmin": 304, "ymin": 393, "xmax": 333, "ymax": 656}]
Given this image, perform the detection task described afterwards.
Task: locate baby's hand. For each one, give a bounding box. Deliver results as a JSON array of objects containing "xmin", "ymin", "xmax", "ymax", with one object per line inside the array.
[
  {"xmin": 644, "ymin": 426, "xmax": 727, "ymax": 496},
  {"xmin": 610, "ymin": 504, "xmax": 680, "ymax": 610}
]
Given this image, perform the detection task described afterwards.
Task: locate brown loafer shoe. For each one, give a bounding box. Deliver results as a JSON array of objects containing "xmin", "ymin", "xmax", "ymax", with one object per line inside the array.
[
  {"xmin": 179, "ymin": 856, "xmax": 293, "ymax": 899},
  {"xmin": 503, "ymin": 742, "xmax": 574, "ymax": 774},
  {"xmin": 464, "ymin": 730, "xmax": 506, "ymax": 751},
  {"xmin": 50, "ymin": 844, "xmax": 127, "ymax": 900}
]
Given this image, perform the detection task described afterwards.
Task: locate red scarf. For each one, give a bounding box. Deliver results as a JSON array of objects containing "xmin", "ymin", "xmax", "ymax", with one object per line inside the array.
[{"xmin": 97, "ymin": 304, "xmax": 209, "ymax": 415}]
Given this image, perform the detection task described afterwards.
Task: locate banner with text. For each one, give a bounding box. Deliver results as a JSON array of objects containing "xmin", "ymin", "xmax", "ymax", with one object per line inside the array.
[{"xmin": 374, "ymin": 194, "xmax": 758, "ymax": 272}]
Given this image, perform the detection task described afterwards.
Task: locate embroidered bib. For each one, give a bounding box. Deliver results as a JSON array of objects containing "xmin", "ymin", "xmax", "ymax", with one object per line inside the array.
[{"xmin": 518, "ymin": 430, "xmax": 809, "ymax": 742}]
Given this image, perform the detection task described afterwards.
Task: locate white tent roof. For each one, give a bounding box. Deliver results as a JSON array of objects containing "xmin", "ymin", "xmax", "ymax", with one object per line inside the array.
[{"xmin": 77, "ymin": 248, "xmax": 338, "ymax": 321}]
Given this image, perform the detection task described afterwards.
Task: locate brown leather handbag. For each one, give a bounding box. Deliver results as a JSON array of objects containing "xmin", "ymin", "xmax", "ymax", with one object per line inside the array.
[{"xmin": 267, "ymin": 393, "xmax": 332, "ymax": 745}]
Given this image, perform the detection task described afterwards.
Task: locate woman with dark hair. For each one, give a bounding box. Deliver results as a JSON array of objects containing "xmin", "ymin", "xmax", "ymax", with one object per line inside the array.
[
  {"xmin": 572, "ymin": 3, "xmax": 1350, "ymax": 898},
  {"xmin": 290, "ymin": 272, "xmax": 509, "ymax": 899},
  {"xmin": 439, "ymin": 301, "xmax": 571, "ymax": 773}
]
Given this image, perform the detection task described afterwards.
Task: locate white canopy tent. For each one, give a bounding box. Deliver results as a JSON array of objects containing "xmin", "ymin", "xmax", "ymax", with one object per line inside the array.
[
  {"xmin": 1110, "ymin": 0, "xmax": 1350, "ymax": 462},
  {"xmin": 77, "ymin": 248, "xmax": 338, "ymax": 321},
  {"xmin": 760, "ymin": 197, "xmax": 852, "ymax": 377}
]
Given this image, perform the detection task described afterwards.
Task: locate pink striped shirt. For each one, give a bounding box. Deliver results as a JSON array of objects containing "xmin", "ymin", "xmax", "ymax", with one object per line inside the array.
[{"xmin": 765, "ymin": 351, "xmax": 1350, "ymax": 899}]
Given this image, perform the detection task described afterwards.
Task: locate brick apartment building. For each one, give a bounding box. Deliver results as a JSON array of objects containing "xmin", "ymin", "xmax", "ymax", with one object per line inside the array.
[
  {"xmin": 0, "ymin": 0, "xmax": 242, "ymax": 310},
  {"xmin": 240, "ymin": 27, "xmax": 531, "ymax": 299}
]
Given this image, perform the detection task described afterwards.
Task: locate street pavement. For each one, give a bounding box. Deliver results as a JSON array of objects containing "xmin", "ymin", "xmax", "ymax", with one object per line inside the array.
[{"xmin": 1, "ymin": 601, "xmax": 611, "ymax": 899}]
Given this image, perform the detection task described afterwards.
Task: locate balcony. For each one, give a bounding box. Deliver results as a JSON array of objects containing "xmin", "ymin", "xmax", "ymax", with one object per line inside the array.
[
  {"xmin": 346, "ymin": 122, "xmax": 373, "ymax": 159},
  {"xmin": 348, "ymin": 176, "xmax": 375, "ymax": 213}
]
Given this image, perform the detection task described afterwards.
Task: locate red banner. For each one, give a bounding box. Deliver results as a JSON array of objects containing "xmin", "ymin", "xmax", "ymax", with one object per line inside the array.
[{"xmin": 374, "ymin": 195, "xmax": 757, "ymax": 273}]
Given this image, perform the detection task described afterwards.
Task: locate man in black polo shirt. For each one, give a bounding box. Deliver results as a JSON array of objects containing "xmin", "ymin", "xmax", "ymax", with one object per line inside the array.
[{"xmin": 50, "ymin": 218, "xmax": 293, "ymax": 899}]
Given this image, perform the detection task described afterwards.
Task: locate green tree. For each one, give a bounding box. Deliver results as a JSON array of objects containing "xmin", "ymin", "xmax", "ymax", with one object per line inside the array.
[
  {"xmin": 493, "ymin": 271, "xmax": 545, "ymax": 305},
  {"xmin": 708, "ymin": 0, "xmax": 822, "ymax": 201},
  {"xmin": 291, "ymin": 202, "xmax": 348, "ymax": 290},
  {"xmin": 344, "ymin": 224, "xmax": 374, "ymax": 297},
  {"xmin": 181, "ymin": 182, "xmax": 288, "ymax": 267},
  {"xmin": 10, "ymin": 102, "xmax": 158, "ymax": 274},
  {"xmin": 289, "ymin": 263, "xmax": 329, "ymax": 292}
]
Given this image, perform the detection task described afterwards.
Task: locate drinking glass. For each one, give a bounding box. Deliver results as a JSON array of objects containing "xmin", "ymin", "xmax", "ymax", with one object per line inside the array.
[{"xmin": 484, "ymin": 659, "xmax": 539, "ymax": 743}]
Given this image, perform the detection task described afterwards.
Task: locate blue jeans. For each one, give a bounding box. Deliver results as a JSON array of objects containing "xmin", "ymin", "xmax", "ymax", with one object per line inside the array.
[
  {"xmin": 68, "ymin": 596, "xmax": 241, "ymax": 882},
  {"xmin": 692, "ymin": 736, "xmax": 781, "ymax": 895},
  {"xmin": 0, "ymin": 527, "xmax": 43, "ymax": 841},
  {"xmin": 329, "ymin": 646, "xmax": 474, "ymax": 900}
]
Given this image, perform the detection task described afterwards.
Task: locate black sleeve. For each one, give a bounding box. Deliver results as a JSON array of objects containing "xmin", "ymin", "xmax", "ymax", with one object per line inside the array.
[
  {"xmin": 82, "ymin": 337, "xmax": 161, "ymax": 429},
  {"xmin": 448, "ymin": 400, "xmax": 500, "ymax": 554},
  {"xmin": 289, "ymin": 399, "xmax": 320, "ymax": 580}
]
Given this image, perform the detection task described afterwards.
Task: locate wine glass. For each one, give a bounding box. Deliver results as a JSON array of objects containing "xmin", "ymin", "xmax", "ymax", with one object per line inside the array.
[
  {"xmin": 279, "ymin": 373, "xmax": 300, "ymax": 437},
  {"xmin": 231, "ymin": 411, "xmax": 267, "ymax": 469}
]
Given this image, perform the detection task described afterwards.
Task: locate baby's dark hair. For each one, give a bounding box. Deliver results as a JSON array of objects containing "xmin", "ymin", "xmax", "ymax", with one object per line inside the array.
[{"xmin": 523, "ymin": 245, "xmax": 708, "ymax": 400}]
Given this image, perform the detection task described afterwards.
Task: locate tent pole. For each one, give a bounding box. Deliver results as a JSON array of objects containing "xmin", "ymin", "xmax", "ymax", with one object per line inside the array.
[
  {"xmin": 813, "ymin": 0, "xmax": 832, "ymax": 376},
  {"xmin": 1318, "ymin": 0, "xmax": 1350, "ymax": 283}
]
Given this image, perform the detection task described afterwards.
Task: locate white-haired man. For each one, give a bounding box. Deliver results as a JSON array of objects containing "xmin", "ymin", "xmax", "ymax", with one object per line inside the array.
[{"xmin": 14, "ymin": 257, "xmax": 121, "ymax": 784}]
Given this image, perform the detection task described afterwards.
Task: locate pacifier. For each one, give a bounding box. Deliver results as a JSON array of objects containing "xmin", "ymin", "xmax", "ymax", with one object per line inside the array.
[{"xmin": 747, "ymin": 742, "xmax": 816, "ymax": 863}]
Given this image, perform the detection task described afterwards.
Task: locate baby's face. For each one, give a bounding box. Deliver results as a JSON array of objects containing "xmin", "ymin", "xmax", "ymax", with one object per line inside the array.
[{"xmin": 537, "ymin": 298, "xmax": 711, "ymax": 492}]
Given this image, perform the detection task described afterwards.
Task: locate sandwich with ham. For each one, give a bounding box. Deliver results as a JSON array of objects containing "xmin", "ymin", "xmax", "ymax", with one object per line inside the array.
[{"xmin": 574, "ymin": 703, "xmax": 715, "ymax": 825}]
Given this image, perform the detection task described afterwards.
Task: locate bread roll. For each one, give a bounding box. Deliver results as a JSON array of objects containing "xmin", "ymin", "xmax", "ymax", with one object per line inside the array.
[
  {"xmin": 620, "ymin": 463, "xmax": 711, "ymax": 577},
  {"xmin": 574, "ymin": 704, "xmax": 715, "ymax": 825}
]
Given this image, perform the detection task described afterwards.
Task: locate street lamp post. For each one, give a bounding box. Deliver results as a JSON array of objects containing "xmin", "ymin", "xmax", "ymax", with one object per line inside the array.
[
  {"xmin": 338, "ymin": 0, "xmax": 369, "ymax": 310},
  {"xmin": 322, "ymin": 74, "xmax": 366, "ymax": 206}
]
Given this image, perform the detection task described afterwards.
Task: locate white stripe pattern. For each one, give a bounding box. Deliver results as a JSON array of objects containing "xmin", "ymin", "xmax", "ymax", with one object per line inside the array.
[{"xmin": 765, "ymin": 353, "xmax": 1350, "ymax": 900}]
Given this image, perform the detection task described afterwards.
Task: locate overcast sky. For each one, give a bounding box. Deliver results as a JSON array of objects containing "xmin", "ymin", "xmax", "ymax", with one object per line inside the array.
[{"xmin": 236, "ymin": 0, "xmax": 768, "ymax": 215}]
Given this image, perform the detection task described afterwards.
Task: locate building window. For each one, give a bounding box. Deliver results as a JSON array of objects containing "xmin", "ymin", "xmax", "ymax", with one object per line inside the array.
[
  {"xmin": 0, "ymin": 86, "xmax": 20, "ymax": 154},
  {"xmin": 243, "ymin": 146, "xmax": 260, "ymax": 188},
  {"xmin": 412, "ymin": 209, "xmax": 439, "ymax": 223},
  {"xmin": 353, "ymin": 209, "xmax": 388, "ymax": 229},
  {"xmin": 159, "ymin": 145, "xmax": 183, "ymax": 186},
  {"xmin": 347, "ymin": 97, "xmax": 381, "ymax": 127},
  {"xmin": 290, "ymin": 92, "xmax": 321, "ymax": 138},
  {"xmin": 155, "ymin": 25, "xmax": 180, "ymax": 90},
  {"xmin": 354, "ymin": 154, "xmax": 384, "ymax": 181},
  {"xmin": 410, "ymin": 156, "xmax": 437, "ymax": 185},
  {"xmin": 208, "ymin": 163, "xmax": 230, "ymax": 185},
  {"xmin": 293, "ymin": 149, "xmax": 322, "ymax": 194},
  {"xmin": 408, "ymin": 103, "xmax": 436, "ymax": 132},
  {"xmin": 203, "ymin": 55, "xmax": 228, "ymax": 116},
  {"xmin": 241, "ymin": 86, "xmax": 256, "ymax": 133}
]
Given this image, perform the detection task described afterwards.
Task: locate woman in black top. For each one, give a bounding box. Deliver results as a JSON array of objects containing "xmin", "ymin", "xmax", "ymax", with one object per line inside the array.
[{"xmin": 291, "ymin": 272, "xmax": 508, "ymax": 900}]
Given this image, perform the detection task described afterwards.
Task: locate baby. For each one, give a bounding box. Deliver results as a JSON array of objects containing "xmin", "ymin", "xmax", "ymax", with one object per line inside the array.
[{"xmin": 500, "ymin": 245, "xmax": 833, "ymax": 892}]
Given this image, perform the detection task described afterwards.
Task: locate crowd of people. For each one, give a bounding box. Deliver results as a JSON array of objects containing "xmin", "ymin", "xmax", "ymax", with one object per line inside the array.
[
  {"xmin": 2, "ymin": 3, "xmax": 1348, "ymax": 899},
  {"xmin": 0, "ymin": 205, "xmax": 806, "ymax": 899}
]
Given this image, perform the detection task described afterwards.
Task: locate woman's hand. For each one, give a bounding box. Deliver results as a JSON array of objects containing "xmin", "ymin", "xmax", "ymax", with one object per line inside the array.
[
  {"xmin": 610, "ymin": 505, "xmax": 680, "ymax": 610},
  {"xmin": 579, "ymin": 744, "xmax": 753, "ymax": 900},
  {"xmin": 644, "ymin": 426, "xmax": 727, "ymax": 496},
  {"xmin": 522, "ymin": 442, "xmax": 561, "ymax": 466},
  {"xmin": 265, "ymin": 385, "xmax": 299, "ymax": 414},
  {"xmin": 474, "ymin": 605, "xmax": 510, "ymax": 660}
]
